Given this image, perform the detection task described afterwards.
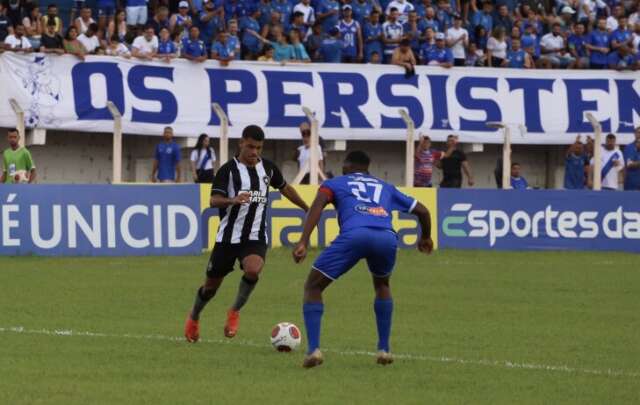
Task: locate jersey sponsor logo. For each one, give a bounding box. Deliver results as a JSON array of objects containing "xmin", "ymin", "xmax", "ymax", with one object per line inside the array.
[
  {"xmin": 442, "ymin": 202, "xmax": 640, "ymax": 246},
  {"xmin": 354, "ymin": 204, "xmax": 389, "ymax": 217},
  {"xmin": 241, "ymin": 189, "xmax": 268, "ymax": 204}
]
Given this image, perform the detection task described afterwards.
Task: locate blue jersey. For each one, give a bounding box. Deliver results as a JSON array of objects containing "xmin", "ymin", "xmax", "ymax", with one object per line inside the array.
[
  {"xmin": 589, "ymin": 29, "xmax": 610, "ymax": 65},
  {"xmin": 351, "ymin": 0, "xmax": 372, "ymax": 25},
  {"xmin": 272, "ymin": 0, "xmax": 293, "ymax": 25},
  {"xmin": 158, "ymin": 39, "xmax": 177, "ymax": 55},
  {"xmin": 319, "ymin": 0, "xmax": 340, "ymax": 33},
  {"xmin": 363, "ymin": 22, "xmax": 382, "ymax": 59},
  {"xmin": 510, "ymin": 176, "xmax": 528, "ymax": 189},
  {"xmin": 155, "ymin": 142, "xmax": 181, "ymax": 181},
  {"xmin": 338, "ymin": 19, "xmax": 360, "ymax": 57},
  {"xmin": 506, "ymin": 49, "xmax": 526, "ymax": 68},
  {"xmin": 610, "ymin": 28, "xmax": 632, "ymax": 46},
  {"xmin": 320, "ymin": 173, "xmax": 417, "ymax": 233},
  {"xmin": 624, "ymin": 142, "xmax": 640, "ymax": 190},
  {"xmin": 568, "ymin": 34, "xmax": 588, "ymax": 57},
  {"xmin": 240, "ymin": 16, "xmax": 261, "ymax": 52},
  {"xmin": 422, "ymin": 45, "xmax": 453, "ymax": 64},
  {"xmin": 564, "ymin": 153, "xmax": 588, "ymax": 189},
  {"xmin": 320, "ymin": 37, "xmax": 343, "ymax": 62},
  {"xmin": 182, "ymin": 37, "xmax": 207, "ymax": 57}
]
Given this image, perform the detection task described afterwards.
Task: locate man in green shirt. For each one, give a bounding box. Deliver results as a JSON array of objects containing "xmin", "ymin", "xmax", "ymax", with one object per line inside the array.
[{"xmin": 1, "ymin": 128, "xmax": 36, "ymax": 184}]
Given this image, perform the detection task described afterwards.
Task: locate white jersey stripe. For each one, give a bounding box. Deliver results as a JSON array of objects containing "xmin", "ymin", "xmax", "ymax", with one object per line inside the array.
[
  {"xmin": 230, "ymin": 163, "xmax": 252, "ymax": 243},
  {"xmin": 249, "ymin": 162, "xmax": 269, "ymax": 241}
]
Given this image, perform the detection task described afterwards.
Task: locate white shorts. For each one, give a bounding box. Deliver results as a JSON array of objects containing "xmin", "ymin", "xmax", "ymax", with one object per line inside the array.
[{"xmin": 126, "ymin": 6, "xmax": 147, "ymax": 26}]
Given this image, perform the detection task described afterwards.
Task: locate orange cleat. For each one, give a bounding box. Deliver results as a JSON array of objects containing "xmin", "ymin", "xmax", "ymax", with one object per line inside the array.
[
  {"xmin": 184, "ymin": 314, "xmax": 200, "ymax": 343},
  {"xmin": 224, "ymin": 309, "xmax": 240, "ymax": 338}
]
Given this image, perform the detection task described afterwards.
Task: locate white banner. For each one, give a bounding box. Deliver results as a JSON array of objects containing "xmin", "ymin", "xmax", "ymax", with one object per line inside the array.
[{"xmin": 0, "ymin": 52, "xmax": 638, "ymax": 144}]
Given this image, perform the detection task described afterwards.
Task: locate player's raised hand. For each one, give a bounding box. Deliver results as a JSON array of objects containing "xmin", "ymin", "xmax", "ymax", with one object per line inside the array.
[
  {"xmin": 292, "ymin": 242, "xmax": 307, "ymax": 263},
  {"xmin": 233, "ymin": 192, "xmax": 251, "ymax": 205},
  {"xmin": 418, "ymin": 237, "xmax": 433, "ymax": 255}
]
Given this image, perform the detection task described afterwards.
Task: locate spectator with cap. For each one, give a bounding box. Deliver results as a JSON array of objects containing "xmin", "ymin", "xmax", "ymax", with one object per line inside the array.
[
  {"xmin": 421, "ymin": 31, "xmax": 453, "ymax": 67},
  {"xmin": 382, "ymin": 7, "xmax": 403, "ymax": 63},
  {"xmin": 320, "ymin": 26, "xmax": 343, "ymax": 62},
  {"xmin": 414, "ymin": 135, "xmax": 441, "ymax": 188},
  {"xmin": 623, "ymin": 127, "xmax": 640, "ymax": 191},
  {"xmin": 363, "ymin": 9, "xmax": 383, "ymax": 62},
  {"xmin": 392, "ymin": 38, "xmax": 416, "ymax": 76},
  {"xmin": 558, "ymin": 6, "xmax": 576, "ymax": 33},
  {"xmin": 131, "ymin": 25, "xmax": 158, "ymax": 60},
  {"xmin": 338, "ymin": 5, "xmax": 363, "ymax": 63},
  {"xmin": 182, "ymin": 26, "xmax": 207, "ymax": 62},
  {"xmin": 170, "ymin": 2, "xmax": 192, "ymax": 39},
  {"xmin": 446, "ymin": 15, "xmax": 468, "ymax": 66}
]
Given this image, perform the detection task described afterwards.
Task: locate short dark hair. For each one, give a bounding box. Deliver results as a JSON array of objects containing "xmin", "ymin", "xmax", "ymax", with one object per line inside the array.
[
  {"xmin": 606, "ymin": 133, "xmax": 616, "ymax": 141},
  {"xmin": 8, "ymin": 128, "xmax": 19, "ymax": 135},
  {"xmin": 389, "ymin": 7, "xmax": 398, "ymax": 13},
  {"xmin": 293, "ymin": 11, "xmax": 304, "ymax": 18},
  {"xmin": 345, "ymin": 150, "xmax": 370, "ymax": 168},
  {"xmin": 242, "ymin": 125, "xmax": 265, "ymax": 141},
  {"xmin": 47, "ymin": 4, "xmax": 57, "ymax": 9},
  {"xmin": 400, "ymin": 38, "xmax": 410, "ymax": 47},
  {"xmin": 511, "ymin": 162, "xmax": 520, "ymax": 168}
]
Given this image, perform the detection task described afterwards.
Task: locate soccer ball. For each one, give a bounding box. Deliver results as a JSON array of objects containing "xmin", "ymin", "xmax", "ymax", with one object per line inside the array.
[{"xmin": 270, "ymin": 322, "xmax": 301, "ymax": 352}]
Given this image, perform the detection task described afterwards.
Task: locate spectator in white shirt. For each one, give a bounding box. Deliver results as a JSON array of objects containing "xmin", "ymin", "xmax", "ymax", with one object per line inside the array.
[
  {"xmin": 385, "ymin": 0, "xmax": 414, "ymax": 24},
  {"xmin": 606, "ymin": 4, "xmax": 624, "ymax": 32},
  {"xmin": 190, "ymin": 133, "xmax": 217, "ymax": 183},
  {"xmin": 589, "ymin": 133, "xmax": 624, "ymax": 190},
  {"xmin": 75, "ymin": 6, "xmax": 95, "ymax": 35},
  {"xmin": 3, "ymin": 23, "xmax": 32, "ymax": 50},
  {"xmin": 446, "ymin": 15, "xmax": 468, "ymax": 66},
  {"xmin": 540, "ymin": 22, "xmax": 574, "ymax": 68},
  {"xmin": 295, "ymin": 122, "xmax": 326, "ymax": 184},
  {"xmin": 132, "ymin": 25, "xmax": 159, "ymax": 60},
  {"xmin": 486, "ymin": 26, "xmax": 507, "ymax": 67},
  {"xmin": 293, "ymin": 0, "xmax": 315, "ymax": 26},
  {"xmin": 77, "ymin": 23, "xmax": 101, "ymax": 54}
]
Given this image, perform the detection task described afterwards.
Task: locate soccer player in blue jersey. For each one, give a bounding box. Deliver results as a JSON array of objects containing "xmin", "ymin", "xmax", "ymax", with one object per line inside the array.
[{"xmin": 292, "ymin": 151, "xmax": 433, "ymax": 368}]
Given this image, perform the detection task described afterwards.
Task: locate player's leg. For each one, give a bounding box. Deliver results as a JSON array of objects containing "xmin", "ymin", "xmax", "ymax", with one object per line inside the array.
[
  {"xmin": 302, "ymin": 232, "xmax": 361, "ymax": 368},
  {"xmin": 185, "ymin": 244, "xmax": 235, "ymax": 342},
  {"xmin": 224, "ymin": 243, "xmax": 267, "ymax": 338},
  {"xmin": 365, "ymin": 230, "xmax": 398, "ymax": 365}
]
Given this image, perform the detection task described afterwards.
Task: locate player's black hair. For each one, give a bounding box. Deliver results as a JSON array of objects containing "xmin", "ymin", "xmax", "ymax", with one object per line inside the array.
[
  {"xmin": 242, "ymin": 125, "xmax": 265, "ymax": 141},
  {"xmin": 344, "ymin": 151, "xmax": 370, "ymax": 168}
]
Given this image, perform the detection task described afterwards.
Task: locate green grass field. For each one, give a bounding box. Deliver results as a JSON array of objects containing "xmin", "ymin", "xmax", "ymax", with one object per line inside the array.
[{"xmin": 1, "ymin": 249, "xmax": 639, "ymax": 404}]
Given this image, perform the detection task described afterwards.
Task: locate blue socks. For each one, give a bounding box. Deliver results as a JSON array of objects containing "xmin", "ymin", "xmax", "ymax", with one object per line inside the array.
[
  {"xmin": 374, "ymin": 298, "xmax": 393, "ymax": 352},
  {"xmin": 303, "ymin": 302, "xmax": 324, "ymax": 355}
]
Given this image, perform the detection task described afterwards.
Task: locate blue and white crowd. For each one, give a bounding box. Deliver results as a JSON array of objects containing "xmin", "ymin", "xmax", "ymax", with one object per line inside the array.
[{"xmin": 1, "ymin": 0, "xmax": 639, "ymax": 69}]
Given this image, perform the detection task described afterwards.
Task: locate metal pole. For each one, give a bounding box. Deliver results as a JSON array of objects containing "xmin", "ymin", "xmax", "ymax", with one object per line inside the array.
[
  {"xmin": 106, "ymin": 101, "xmax": 122, "ymax": 184},
  {"xmin": 9, "ymin": 99, "xmax": 25, "ymax": 148},
  {"xmin": 302, "ymin": 107, "xmax": 319, "ymax": 185},
  {"xmin": 586, "ymin": 113, "xmax": 602, "ymax": 191},
  {"xmin": 399, "ymin": 109, "xmax": 415, "ymax": 188},
  {"xmin": 502, "ymin": 126, "xmax": 511, "ymax": 190},
  {"xmin": 212, "ymin": 103, "xmax": 229, "ymax": 167}
]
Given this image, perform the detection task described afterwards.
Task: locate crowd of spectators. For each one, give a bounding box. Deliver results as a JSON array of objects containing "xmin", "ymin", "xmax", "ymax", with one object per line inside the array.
[{"xmin": 1, "ymin": 0, "xmax": 639, "ymax": 69}]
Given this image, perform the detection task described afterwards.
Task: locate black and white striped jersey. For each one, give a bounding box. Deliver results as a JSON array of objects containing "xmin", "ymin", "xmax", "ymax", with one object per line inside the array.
[{"xmin": 211, "ymin": 157, "xmax": 287, "ymax": 244}]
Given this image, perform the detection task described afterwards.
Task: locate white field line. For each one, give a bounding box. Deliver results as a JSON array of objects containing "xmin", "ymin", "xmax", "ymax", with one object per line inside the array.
[{"xmin": 1, "ymin": 326, "xmax": 638, "ymax": 378}]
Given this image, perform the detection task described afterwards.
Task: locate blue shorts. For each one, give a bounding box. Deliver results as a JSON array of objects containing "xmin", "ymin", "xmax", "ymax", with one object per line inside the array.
[
  {"xmin": 313, "ymin": 227, "xmax": 398, "ymax": 280},
  {"xmin": 98, "ymin": 6, "xmax": 116, "ymax": 17}
]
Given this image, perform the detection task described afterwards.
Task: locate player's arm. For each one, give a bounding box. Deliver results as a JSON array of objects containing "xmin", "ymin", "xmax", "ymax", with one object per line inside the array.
[
  {"xmin": 293, "ymin": 190, "xmax": 331, "ymax": 263},
  {"xmin": 280, "ymin": 184, "xmax": 309, "ymax": 212},
  {"xmin": 210, "ymin": 164, "xmax": 250, "ymax": 207},
  {"xmin": 411, "ymin": 202, "xmax": 433, "ymax": 254}
]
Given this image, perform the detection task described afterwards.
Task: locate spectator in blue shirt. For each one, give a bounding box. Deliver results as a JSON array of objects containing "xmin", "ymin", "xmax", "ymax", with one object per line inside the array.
[
  {"xmin": 338, "ymin": 5, "xmax": 363, "ymax": 62},
  {"xmin": 290, "ymin": 29, "xmax": 311, "ymax": 61},
  {"xmin": 568, "ymin": 22, "xmax": 589, "ymax": 68},
  {"xmin": 493, "ymin": 4, "xmax": 514, "ymax": 34},
  {"xmin": 272, "ymin": 0, "xmax": 293, "ymax": 29},
  {"xmin": 610, "ymin": 16, "xmax": 633, "ymax": 51},
  {"xmin": 504, "ymin": 37, "xmax": 532, "ymax": 68},
  {"xmin": 318, "ymin": 0, "xmax": 341, "ymax": 34},
  {"xmin": 240, "ymin": 7, "xmax": 262, "ymax": 59},
  {"xmin": 472, "ymin": 0, "xmax": 493, "ymax": 34},
  {"xmin": 586, "ymin": 17, "xmax": 610, "ymax": 69},
  {"xmin": 157, "ymin": 27, "xmax": 178, "ymax": 61},
  {"xmin": 510, "ymin": 163, "xmax": 529, "ymax": 189},
  {"xmin": 363, "ymin": 10, "xmax": 383, "ymax": 62},
  {"xmin": 521, "ymin": 23, "xmax": 541, "ymax": 65},
  {"xmin": 249, "ymin": 26, "xmax": 294, "ymax": 61},
  {"xmin": 258, "ymin": 0, "xmax": 273, "ymax": 27},
  {"xmin": 288, "ymin": 12, "xmax": 310, "ymax": 39},
  {"xmin": 198, "ymin": 0, "xmax": 224, "ymax": 47},
  {"xmin": 320, "ymin": 26, "xmax": 343, "ymax": 62},
  {"xmin": 152, "ymin": 127, "xmax": 181, "ymax": 183},
  {"xmin": 623, "ymin": 127, "xmax": 640, "ymax": 191},
  {"xmin": 403, "ymin": 10, "xmax": 426, "ymax": 55},
  {"xmin": 351, "ymin": 0, "xmax": 374, "ymax": 25},
  {"xmin": 608, "ymin": 45, "xmax": 638, "ymax": 70},
  {"xmin": 182, "ymin": 26, "xmax": 207, "ymax": 62},
  {"xmin": 435, "ymin": 0, "xmax": 453, "ymax": 32},
  {"xmin": 306, "ymin": 22, "xmax": 327, "ymax": 61},
  {"xmin": 211, "ymin": 31, "xmax": 234, "ymax": 65},
  {"xmin": 421, "ymin": 32, "xmax": 453, "ymax": 67},
  {"xmin": 564, "ymin": 137, "xmax": 589, "ymax": 189}
]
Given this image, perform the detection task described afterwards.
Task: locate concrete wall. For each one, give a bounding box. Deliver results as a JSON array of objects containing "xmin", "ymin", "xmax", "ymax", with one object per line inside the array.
[{"xmin": 0, "ymin": 129, "xmax": 569, "ymax": 188}]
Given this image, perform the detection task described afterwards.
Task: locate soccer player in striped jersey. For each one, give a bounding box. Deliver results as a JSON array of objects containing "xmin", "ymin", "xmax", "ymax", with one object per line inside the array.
[
  {"xmin": 293, "ymin": 151, "xmax": 433, "ymax": 368},
  {"xmin": 185, "ymin": 125, "xmax": 309, "ymax": 342}
]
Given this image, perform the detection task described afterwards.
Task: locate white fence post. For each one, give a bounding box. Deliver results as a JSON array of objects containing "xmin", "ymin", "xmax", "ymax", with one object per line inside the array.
[
  {"xmin": 487, "ymin": 122, "xmax": 512, "ymax": 189},
  {"xmin": 399, "ymin": 109, "xmax": 415, "ymax": 188},
  {"xmin": 212, "ymin": 103, "xmax": 229, "ymax": 168},
  {"xmin": 106, "ymin": 101, "xmax": 123, "ymax": 184},
  {"xmin": 586, "ymin": 113, "xmax": 602, "ymax": 191},
  {"xmin": 302, "ymin": 107, "xmax": 320, "ymax": 185},
  {"xmin": 9, "ymin": 98, "xmax": 25, "ymax": 148}
]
